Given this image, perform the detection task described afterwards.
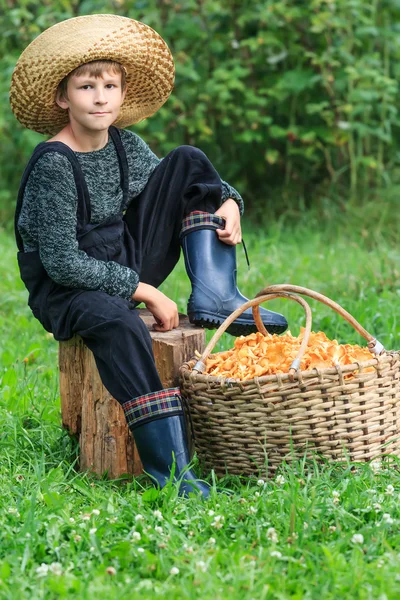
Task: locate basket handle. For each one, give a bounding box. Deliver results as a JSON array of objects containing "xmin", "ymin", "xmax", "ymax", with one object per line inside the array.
[
  {"xmin": 193, "ymin": 291, "xmax": 313, "ymax": 379},
  {"xmin": 255, "ymin": 284, "xmax": 384, "ymax": 354},
  {"xmin": 192, "ymin": 284, "xmax": 385, "ymax": 376}
]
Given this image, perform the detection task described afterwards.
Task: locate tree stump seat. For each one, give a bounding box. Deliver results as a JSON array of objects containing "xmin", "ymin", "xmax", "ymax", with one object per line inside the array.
[{"xmin": 58, "ymin": 310, "xmax": 205, "ymax": 479}]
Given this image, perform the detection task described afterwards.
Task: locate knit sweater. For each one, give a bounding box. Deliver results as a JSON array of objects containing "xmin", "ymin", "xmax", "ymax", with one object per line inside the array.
[{"xmin": 17, "ymin": 128, "xmax": 244, "ymax": 300}]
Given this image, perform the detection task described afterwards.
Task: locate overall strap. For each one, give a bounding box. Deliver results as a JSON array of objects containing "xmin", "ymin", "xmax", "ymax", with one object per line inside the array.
[
  {"xmin": 109, "ymin": 126, "xmax": 129, "ymax": 210},
  {"xmin": 15, "ymin": 142, "xmax": 91, "ymax": 252}
]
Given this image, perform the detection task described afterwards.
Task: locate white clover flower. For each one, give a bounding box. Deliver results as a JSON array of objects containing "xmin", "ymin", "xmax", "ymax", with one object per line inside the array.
[
  {"xmin": 211, "ymin": 515, "xmax": 225, "ymax": 529},
  {"xmin": 370, "ymin": 460, "xmax": 382, "ymax": 474},
  {"xmin": 132, "ymin": 531, "xmax": 141, "ymax": 541},
  {"xmin": 270, "ymin": 550, "xmax": 282, "ymax": 558},
  {"xmin": 36, "ymin": 563, "xmax": 49, "ymax": 577},
  {"xmin": 275, "ymin": 475, "xmax": 286, "ymax": 486},
  {"xmin": 373, "ymin": 503, "xmax": 382, "ymax": 512},
  {"xmin": 257, "ymin": 479, "xmax": 265, "ymax": 487},
  {"xmin": 92, "ymin": 509, "xmax": 100, "ymax": 516},
  {"xmin": 81, "ymin": 514, "xmax": 91, "ymax": 521},
  {"xmin": 154, "ymin": 526, "xmax": 163, "ymax": 534},
  {"xmin": 106, "ymin": 566, "xmax": 117, "ymax": 575},
  {"xmin": 208, "ymin": 510, "xmax": 215, "ymax": 517},
  {"xmin": 351, "ymin": 533, "xmax": 364, "ymax": 544},
  {"xmin": 137, "ymin": 547, "xmax": 145, "ymax": 553},
  {"xmin": 249, "ymin": 506, "xmax": 257, "ymax": 514},
  {"xmin": 49, "ymin": 562, "xmax": 63, "ymax": 576},
  {"xmin": 196, "ymin": 561, "xmax": 208, "ymax": 572},
  {"xmin": 15, "ymin": 474, "xmax": 24, "ymax": 482},
  {"xmin": 382, "ymin": 513, "xmax": 394, "ymax": 525},
  {"xmin": 332, "ymin": 491, "xmax": 340, "ymax": 505},
  {"xmin": 73, "ymin": 534, "xmax": 82, "ymax": 542},
  {"xmin": 135, "ymin": 514, "xmax": 144, "ymax": 522},
  {"xmin": 170, "ymin": 567, "xmax": 179, "ymax": 575},
  {"xmin": 254, "ymin": 492, "xmax": 260, "ymax": 498},
  {"xmin": 89, "ymin": 528, "xmax": 97, "ymax": 535},
  {"xmin": 329, "ymin": 526, "xmax": 336, "ymax": 533},
  {"xmin": 26, "ymin": 533, "xmax": 31, "ymax": 538},
  {"xmin": 69, "ymin": 517, "xmax": 75, "ymax": 523},
  {"xmin": 367, "ymin": 489, "xmax": 377, "ymax": 495},
  {"xmin": 153, "ymin": 510, "xmax": 163, "ymax": 521},
  {"xmin": 208, "ymin": 537, "xmax": 216, "ymax": 545},
  {"xmin": 386, "ymin": 485, "xmax": 395, "ymax": 496},
  {"xmin": 266, "ymin": 527, "xmax": 279, "ymax": 543}
]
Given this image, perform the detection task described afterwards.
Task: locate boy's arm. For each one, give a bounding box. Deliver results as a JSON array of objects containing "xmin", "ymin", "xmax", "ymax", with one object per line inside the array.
[
  {"xmin": 30, "ymin": 153, "xmax": 139, "ymax": 299},
  {"xmin": 120, "ymin": 130, "xmax": 245, "ymax": 215},
  {"xmin": 221, "ymin": 180, "xmax": 244, "ymax": 216}
]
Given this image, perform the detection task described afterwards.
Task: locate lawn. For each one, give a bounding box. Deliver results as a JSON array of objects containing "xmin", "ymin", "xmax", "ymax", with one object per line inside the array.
[{"xmin": 1, "ymin": 213, "xmax": 400, "ymax": 599}]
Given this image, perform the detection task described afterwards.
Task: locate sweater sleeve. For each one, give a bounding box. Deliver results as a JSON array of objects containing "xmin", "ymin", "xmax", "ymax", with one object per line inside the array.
[
  {"xmin": 26, "ymin": 152, "xmax": 139, "ymax": 299},
  {"xmin": 119, "ymin": 129, "xmax": 161, "ymax": 203},
  {"xmin": 221, "ymin": 180, "xmax": 244, "ymax": 215}
]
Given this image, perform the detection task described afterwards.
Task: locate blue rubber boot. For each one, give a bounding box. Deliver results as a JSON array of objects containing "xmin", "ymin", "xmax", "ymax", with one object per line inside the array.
[
  {"xmin": 133, "ymin": 414, "xmax": 211, "ymax": 498},
  {"xmin": 181, "ymin": 228, "xmax": 288, "ymax": 336}
]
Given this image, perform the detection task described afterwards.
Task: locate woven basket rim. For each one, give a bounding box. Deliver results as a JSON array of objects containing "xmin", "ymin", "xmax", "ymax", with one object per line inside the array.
[{"xmin": 181, "ymin": 350, "xmax": 399, "ymax": 386}]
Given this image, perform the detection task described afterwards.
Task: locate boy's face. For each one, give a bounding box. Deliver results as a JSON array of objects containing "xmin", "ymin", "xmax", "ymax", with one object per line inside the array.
[{"xmin": 56, "ymin": 70, "xmax": 127, "ymax": 133}]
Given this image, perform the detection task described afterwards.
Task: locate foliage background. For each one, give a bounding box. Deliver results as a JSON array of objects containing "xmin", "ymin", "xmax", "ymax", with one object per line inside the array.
[{"xmin": 2, "ymin": 0, "xmax": 400, "ymax": 229}]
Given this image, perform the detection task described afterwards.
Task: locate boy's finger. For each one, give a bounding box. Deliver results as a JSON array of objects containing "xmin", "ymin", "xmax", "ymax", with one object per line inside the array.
[{"xmin": 216, "ymin": 228, "xmax": 231, "ymax": 238}]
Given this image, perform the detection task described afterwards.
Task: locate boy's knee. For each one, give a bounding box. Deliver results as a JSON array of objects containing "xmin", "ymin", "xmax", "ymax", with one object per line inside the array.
[{"xmin": 169, "ymin": 145, "xmax": 208, "ymax": 163}]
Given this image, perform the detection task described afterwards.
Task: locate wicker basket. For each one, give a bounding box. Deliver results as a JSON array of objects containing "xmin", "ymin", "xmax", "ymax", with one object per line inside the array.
[{"xmin": 179, "ymin": 284, "xmax": 400, "ymax": 476}]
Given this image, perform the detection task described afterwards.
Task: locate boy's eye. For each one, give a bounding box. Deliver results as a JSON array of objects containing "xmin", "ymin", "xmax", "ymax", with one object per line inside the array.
[{"xmin": 79, "ymin": 84, "xmax": 117, "ymax": 89}]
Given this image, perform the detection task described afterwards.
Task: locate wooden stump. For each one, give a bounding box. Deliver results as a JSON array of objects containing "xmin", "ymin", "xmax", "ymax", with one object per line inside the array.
[{"xmin": 59, "ymin": 310, "xmax": 205, "ymax": 479}]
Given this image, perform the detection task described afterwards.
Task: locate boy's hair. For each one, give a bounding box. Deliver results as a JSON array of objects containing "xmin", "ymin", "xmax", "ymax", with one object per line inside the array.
[{"xmin": 57, "ymin": 60, "xmax": 127, "ymax": 101}]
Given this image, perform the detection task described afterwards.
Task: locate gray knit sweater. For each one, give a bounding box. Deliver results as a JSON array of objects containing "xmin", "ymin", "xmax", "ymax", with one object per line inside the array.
[{"xmin": 17, "ymin": 128, "xmax": 244, "ymax": 300}]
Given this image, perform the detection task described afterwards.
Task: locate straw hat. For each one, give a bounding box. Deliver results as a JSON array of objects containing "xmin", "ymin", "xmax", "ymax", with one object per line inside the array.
[{"xmin": 10, "ymin": 14, "xmax": 175, "ymax": 135}]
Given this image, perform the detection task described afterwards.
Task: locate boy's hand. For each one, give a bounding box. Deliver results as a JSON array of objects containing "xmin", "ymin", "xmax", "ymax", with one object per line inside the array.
[
  {"xmin": 214, "ymin": 198, "xmax": 242, "ymax": 245},
  {"xmin": 132, "ymin": 283, "xmax": 179, "ymax": 332}
]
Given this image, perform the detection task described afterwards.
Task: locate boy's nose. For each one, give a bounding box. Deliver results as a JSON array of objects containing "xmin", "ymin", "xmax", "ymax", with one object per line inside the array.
[{"xmin": 94, "ymin": 90, "xmax": 107, "ymax": 104}]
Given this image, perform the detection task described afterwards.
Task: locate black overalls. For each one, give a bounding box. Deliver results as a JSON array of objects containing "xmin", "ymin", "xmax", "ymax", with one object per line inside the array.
[{"xmin": 15, "ymin": 126, "xmax": 223, "ymax": 405}]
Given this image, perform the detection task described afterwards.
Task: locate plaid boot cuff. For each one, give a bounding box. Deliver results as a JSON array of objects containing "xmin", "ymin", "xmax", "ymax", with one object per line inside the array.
[
  {"xmin": 180, "ymin": 211, "xmax": 225, "ymax": 240},
  {"xmin": 122, "ymin": 387, "xmax": 183, "ymax": 431}
]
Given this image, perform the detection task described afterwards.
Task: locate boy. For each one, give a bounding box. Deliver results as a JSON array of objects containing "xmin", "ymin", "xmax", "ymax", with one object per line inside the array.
[{"xmin": 10, "ymin": 14, "xmax": 287, "ymax": 497}]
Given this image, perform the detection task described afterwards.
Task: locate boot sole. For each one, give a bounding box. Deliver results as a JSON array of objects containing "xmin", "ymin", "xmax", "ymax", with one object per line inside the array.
[{"xmin": 189, "ymin": 312, "xmax": 287, "ymax": 337}]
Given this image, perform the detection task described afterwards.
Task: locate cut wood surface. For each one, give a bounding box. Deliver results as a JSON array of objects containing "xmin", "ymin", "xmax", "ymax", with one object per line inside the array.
[{"xmin": 59, "ymin": 310, "xmax": 205, "ymax": 479}]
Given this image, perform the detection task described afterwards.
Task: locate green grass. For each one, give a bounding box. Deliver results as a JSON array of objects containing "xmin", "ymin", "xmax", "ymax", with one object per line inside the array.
[{"xmin": 1, "ymin": 216, "xmax": 400, "ymax": 599}]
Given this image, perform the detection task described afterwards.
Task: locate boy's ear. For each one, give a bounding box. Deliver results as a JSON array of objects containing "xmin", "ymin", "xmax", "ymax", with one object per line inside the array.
[{"xmin": 56, "ymin": 90, "xmax": 69, "ymax": 110}]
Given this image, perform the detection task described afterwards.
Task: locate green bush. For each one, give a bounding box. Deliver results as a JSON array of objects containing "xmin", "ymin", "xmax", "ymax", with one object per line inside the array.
[{"xmin": 1, "ymin": 0, "xmax": 400, "ymax": 227}]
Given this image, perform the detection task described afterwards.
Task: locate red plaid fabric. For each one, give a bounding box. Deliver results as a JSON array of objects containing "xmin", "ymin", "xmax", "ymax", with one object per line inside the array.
[
  {"xmin": 180, "ymin": 210, "xmax": 225, "ymax": 239},
  {"xmin": 121, "ymin": 387, "xmax": 183, "ymax": 430}
]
